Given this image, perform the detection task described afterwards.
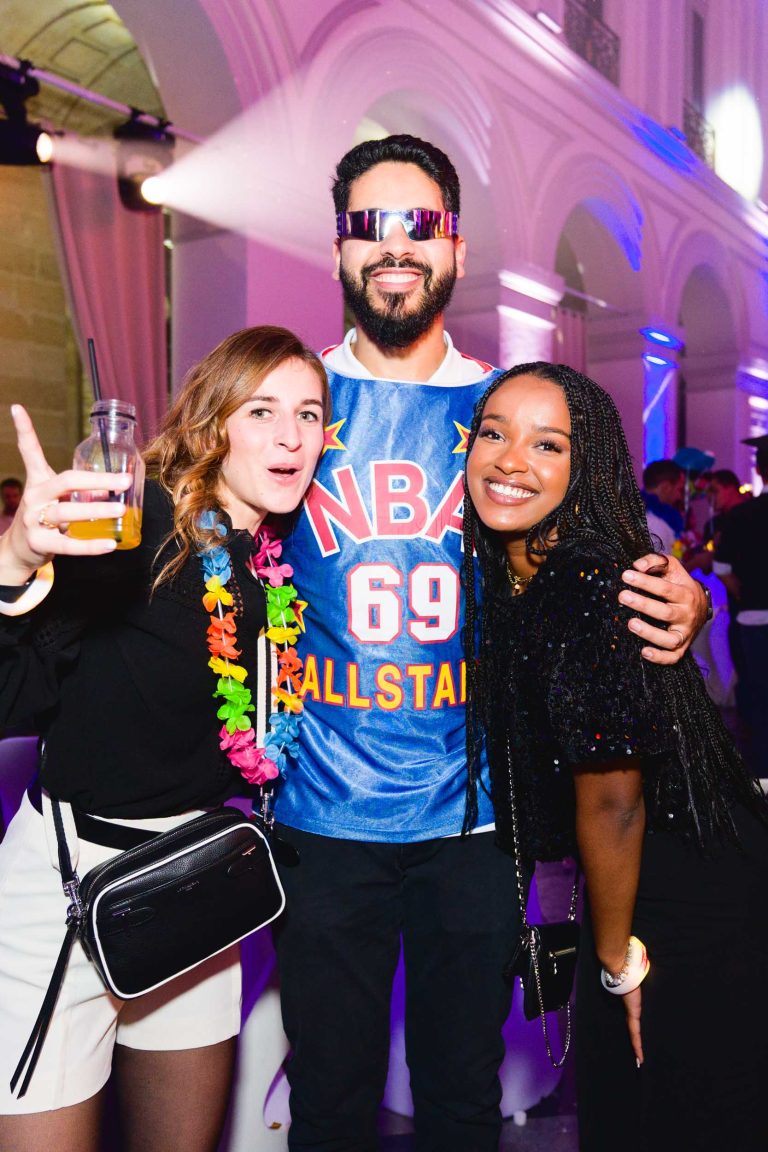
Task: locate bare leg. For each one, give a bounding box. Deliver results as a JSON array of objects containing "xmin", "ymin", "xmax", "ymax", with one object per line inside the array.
[
  {"xmin": 0, "ymin": 1090, "xmax": 104, "ymax": 1152},
  {"xmin": 114, "ymin": 1040, "xmax": 236, "ymax": 1152}
]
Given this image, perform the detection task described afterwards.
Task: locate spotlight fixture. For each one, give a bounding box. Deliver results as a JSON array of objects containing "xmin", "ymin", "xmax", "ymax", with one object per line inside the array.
[
  {"xmin": 113, "ymin": 111, "xmax": 174, "ymax": 212},
  {"xmin": 0, "ymin": 60, "xmax": 53, "ymax": 166},
  {"xmin": 139, "ymin": 174, "xmax": 165, "ymax": 206}
]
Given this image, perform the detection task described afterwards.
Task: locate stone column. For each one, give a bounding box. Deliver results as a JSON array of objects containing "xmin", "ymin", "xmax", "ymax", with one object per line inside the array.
[{"xmin": 447, "ymin": 263, "xmax": 563, "ymax": 369}]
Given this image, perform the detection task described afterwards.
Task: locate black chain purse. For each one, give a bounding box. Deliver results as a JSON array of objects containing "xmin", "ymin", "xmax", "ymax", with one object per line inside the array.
[{"xmin": 502, "ymin": 735, "xmax": 580, "ymax": 1068}]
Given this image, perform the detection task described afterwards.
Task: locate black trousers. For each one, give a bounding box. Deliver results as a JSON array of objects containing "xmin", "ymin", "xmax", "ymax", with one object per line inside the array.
[
  {"xmin": 272, "ymin": 826, "xmax": 520, "ymax": 1152},
  {"xmin": 576, "ymin": 802, "xmax": 768, "ymax": 1152}
]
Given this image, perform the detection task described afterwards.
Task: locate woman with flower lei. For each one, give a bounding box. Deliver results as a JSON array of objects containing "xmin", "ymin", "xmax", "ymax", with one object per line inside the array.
[
  {"xmin": 201, "ymin": 515, "xmax": 307, "ymax": 786},
  {"xmin": 0, "ymin": 326, "xmax": 328, "ymax": 1152}
]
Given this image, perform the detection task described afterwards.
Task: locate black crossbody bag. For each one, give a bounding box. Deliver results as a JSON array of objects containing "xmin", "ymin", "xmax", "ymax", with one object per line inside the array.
[{"xmin": 11, "ymin": 793, "xmax": 285, "ymax": 1098}]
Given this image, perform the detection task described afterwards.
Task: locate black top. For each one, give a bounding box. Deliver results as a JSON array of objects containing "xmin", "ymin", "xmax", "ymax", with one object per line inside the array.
[
  {"xmin": 715, "ymin": 493, "xmax": 768, "ymax": 612},
  {"xmin": 483, "ymin": 537, "xmax": 758, "ymax": 864},
  {"xmin": 0, "ymin": 481, "xmax": 267, "ymax": 817}
]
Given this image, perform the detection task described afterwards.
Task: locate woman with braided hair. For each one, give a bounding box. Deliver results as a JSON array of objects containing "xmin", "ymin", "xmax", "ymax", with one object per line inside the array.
[{"xmin": 463, "ymin": 362, "xmax": 768, "ymax": 1150}]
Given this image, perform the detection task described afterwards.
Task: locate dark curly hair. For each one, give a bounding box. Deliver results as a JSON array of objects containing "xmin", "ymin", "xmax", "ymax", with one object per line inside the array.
[
  {"xmin": 331, "ymin": 134, "xmax": 461, "ymax": 214},
  {"xmin": 460, "ymin": 362, "xmax": 763, "ymax": 841}
]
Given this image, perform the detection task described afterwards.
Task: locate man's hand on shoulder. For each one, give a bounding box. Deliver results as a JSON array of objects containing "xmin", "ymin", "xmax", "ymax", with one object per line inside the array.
[{"xmin": 618, "ymin": 553, "xmax": 708, "ymax": 665}]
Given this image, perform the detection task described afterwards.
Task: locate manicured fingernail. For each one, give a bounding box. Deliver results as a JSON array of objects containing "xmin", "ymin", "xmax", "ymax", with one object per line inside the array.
[
  {"xmin": 623, "ymin": 570, "xmax": 638, "ymax": 583},
  {"xmin": 628, "ymin": 619, "xmax": 642, "ymax": 632},
  {"xmin": 636, "ymin": 1057, "xmax": 641, "ymax": 1069}
]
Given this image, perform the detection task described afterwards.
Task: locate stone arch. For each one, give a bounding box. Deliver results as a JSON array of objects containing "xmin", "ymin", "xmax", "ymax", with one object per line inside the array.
[
  {"xmin": 532, "ymin": 153, "xmax": 645, "ymax": 289},
  {"xmin": 662, "ymin": 229, "xmax": 748, "ymax": 352}
]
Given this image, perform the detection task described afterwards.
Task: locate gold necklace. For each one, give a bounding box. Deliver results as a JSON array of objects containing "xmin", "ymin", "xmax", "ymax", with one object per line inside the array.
[{"xmin": 505, "ymin": 561, "xmax": 535, "ymax": 595}]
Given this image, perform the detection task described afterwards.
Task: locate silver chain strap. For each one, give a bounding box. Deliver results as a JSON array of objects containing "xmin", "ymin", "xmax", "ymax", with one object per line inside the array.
[{"xmin": 505, "ymin": 735, "xmax": 578, "ymax": 1068}]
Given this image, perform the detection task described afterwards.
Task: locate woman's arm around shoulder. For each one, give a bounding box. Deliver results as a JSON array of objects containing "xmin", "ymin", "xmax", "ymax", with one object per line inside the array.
[{"xmin": 541, "ymin": 539, "xmax": 671, "ymax": 768}]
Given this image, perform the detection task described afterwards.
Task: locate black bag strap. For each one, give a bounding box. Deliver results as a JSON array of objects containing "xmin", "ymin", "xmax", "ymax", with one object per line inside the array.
[
  {"xmin": 504, "ymin": 735, "xmax": 580, "ymax": 925},
  {"xmin": 505, "ymin": 735, "xmax": 579, "ymax": 1069},
  {"xmin": 10, "ymin": 798, "xmax": 84, "ymax": 1098},
  {"xmin": 10, "ymin": 920, "xmax": 79, "ymax": 1097}
]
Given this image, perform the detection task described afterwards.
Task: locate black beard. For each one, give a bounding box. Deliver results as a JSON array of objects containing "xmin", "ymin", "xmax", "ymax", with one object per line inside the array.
[{"xmin": 339, "ymin": 255, "xmax": 458, "ymax": 350}]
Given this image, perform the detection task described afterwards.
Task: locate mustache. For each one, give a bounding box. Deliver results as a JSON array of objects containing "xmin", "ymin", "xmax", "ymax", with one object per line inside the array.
[{"xmin": 361, "ymin": 256, "xmax": 432, "ymax": 284}]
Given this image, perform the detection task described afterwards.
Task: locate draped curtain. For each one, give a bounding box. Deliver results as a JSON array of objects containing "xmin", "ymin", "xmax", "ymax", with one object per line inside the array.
[{"xmin": 44, "ymin": 159, "xmax": 168, "ymax": 444}]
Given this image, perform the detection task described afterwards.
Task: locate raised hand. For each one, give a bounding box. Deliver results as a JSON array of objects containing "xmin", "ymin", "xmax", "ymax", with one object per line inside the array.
[{"xmin": 0, "ymin": 405, "xmax": 132, "ymax": 585}]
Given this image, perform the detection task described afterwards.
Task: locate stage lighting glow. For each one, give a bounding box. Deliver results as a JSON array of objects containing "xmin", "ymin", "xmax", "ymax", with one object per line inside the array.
[
  {"xmin": 639, "ymin": 327, "xmax": 683, "ymax": 350},
  {"xmin": 0, "ymin": 118, "xmax": 52, "ymax": 165},
  {"xmin": 35, "ymin": 130, "xmax": 53, "ymax": 163},
  {"xmin": 114, "ymin": 113, "xmax": 174, "ymax": 213},
  {"xmin": 127, "ymin": 97, "xmax": 334, "ymax": 269},
  {"xmin": 139, "ymin": 174, "xmax": 164, "ymax": 205},
  {"xmin": 643, "ymin": 357, "xmax": 676, "ymax": 465},
  {"xmin": 630, "ymin": 115, "xmax": 695, "ymax": 174},
  {"xmin": 707, "ymin": 85, "xmax": 763, "ymax": 200}
]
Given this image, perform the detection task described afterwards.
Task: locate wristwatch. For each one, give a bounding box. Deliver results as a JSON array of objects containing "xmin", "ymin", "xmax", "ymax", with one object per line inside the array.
[{"xmin": 695, "ymin": 580, "xmax": 714, "ymax": 622}]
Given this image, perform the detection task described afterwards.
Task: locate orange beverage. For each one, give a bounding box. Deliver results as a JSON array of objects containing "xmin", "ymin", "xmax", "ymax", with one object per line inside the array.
[
  {"xmin": 68, "ymin": 505, "xmax": 143, "ymax": 550},
  {"xmin": 70, "ymin": 399, "xmax": 145, "ymax": 550}
]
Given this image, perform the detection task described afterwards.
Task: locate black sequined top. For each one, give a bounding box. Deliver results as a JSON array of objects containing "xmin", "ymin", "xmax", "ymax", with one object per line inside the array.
[{"xmin": 483, "ymin": 537, "xmax": 753, "ymax": 864}]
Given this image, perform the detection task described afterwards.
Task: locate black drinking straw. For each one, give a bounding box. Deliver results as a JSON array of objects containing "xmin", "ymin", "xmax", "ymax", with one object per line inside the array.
[
  {"xmin": 86, "ymin": 337, "xmax": 113, "ymax": 474},
  {"xmin": 86, "ymin": 337, "xmax": 118, "ymax": 515}
]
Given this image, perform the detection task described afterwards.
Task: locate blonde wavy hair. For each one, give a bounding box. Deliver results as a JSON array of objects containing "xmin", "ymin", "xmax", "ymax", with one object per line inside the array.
[{"xmin": 144, "ymin": 325, "xmax": 330, "ymax": 589}]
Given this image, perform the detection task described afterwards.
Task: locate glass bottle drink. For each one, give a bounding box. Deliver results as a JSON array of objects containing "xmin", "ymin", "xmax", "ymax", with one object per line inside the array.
[{"xmin": 68, "ymin": 399, "xmax": 145, "ymax": 550}]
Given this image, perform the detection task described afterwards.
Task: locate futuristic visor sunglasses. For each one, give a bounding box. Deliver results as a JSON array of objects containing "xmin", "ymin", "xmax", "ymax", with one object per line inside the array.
[{"xmin": 336, "ymin": 208, "xmax": 459, "ymax": 242}]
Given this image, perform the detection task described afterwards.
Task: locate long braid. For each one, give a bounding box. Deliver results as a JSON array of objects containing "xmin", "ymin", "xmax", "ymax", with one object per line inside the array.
[
  {"xmin": 461, "ymin": 362, "xmax": 766, "ymax": 844},
  {"xmin": 461, "ymin": 516, "xmax": 480, "ymax": 834}
]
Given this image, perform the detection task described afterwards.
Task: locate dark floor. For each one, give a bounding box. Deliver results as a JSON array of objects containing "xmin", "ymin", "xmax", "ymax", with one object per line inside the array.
[{"xmin": 379, "ymin": 1109, "xmax": 578, "ymax": 1151}]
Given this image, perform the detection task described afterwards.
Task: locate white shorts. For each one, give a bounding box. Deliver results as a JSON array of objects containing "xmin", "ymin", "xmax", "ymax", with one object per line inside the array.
[{"xmin": 0, "ymin": 793, "xmax": 242, "ymax": 1115}]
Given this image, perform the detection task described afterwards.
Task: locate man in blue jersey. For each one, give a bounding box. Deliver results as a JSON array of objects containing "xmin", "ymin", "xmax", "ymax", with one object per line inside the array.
[{"xmin": 272, "ymin": 135, "xmax": 707, "ymax": 1150}]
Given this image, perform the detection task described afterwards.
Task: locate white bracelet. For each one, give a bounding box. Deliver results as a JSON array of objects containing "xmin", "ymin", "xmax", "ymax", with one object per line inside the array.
[
  {"xmin": 600, "ymin": 935, "xmax": 650, "ymax": 995},
  {"xmin": 0, "ymin": 563, "xmax": 54, "ymax": 617}
]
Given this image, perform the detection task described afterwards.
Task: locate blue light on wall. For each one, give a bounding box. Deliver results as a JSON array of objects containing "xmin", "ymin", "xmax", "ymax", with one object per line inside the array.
[
  {"xmin": 583, "ymin": 195, "xmax": 643, "ymax": 271},
  {"xmin": 644, "ymin": 353, "xmax": 675, "ymax": 368},
  {"xmin": 643, "ymin": 355, "xmax": 676, "ymax": 464},
  {"xmin": 639, "ymin": 326, "xmax": 684, "ymax": 351},
  {"xmin": 628, "ymin": 116, "xmax": 696, "ymax": 174}
]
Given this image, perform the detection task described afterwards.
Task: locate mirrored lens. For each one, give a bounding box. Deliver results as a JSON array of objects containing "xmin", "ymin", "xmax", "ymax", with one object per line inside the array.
[{"xmin": 337, "ymin": 209, "xmax": 459, "ymax": 241}]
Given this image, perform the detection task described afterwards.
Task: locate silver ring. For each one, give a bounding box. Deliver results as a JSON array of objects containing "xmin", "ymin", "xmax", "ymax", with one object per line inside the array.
[{"xmin": 37, "ymin": 502, "xmax": 58, "ymax": 531}]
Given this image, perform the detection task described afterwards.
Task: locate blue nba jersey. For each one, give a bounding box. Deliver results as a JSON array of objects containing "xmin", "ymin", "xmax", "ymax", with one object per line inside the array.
[{"xmin": 275, "ymin": 361, "xmax": 503, "ymax": 841}]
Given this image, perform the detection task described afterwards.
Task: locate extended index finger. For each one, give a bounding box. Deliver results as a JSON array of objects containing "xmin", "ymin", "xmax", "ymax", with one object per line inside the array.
[
  {"xmin": 624, "ymin": 988, "xmax": 644, "ymax": 1066},
  {"xmin": 11, "ymin": 404, "xmax": 56, "ymax": 485}
]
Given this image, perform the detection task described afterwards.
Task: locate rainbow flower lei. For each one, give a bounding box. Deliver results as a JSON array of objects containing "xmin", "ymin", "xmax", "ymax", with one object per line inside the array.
[{"xmin": 198, "ymin": 512, "xmax": 306, "ymax": 787}]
